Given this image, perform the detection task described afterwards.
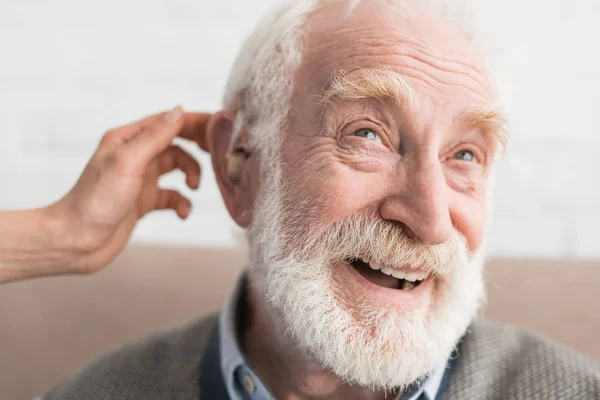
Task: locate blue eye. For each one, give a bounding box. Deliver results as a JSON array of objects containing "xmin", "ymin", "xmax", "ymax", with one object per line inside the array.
[
  {"xmin": 353, "ymin": 128, "xmax": 382, "ymax": 143},
  {"xmin": 453, "ymin": 150, "xmax": 475, "ymax": 162}
]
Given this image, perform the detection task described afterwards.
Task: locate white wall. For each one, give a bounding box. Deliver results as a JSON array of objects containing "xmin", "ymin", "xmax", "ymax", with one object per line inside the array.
[{"xmin": 1, "ymin": 0, "xmax": 598, "ymax": 258}]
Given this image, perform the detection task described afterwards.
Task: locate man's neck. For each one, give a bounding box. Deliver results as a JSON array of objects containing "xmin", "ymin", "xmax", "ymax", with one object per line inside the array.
[{"xmin": 240, "ymin": 282, "xmax": 398, "ymax": 400}]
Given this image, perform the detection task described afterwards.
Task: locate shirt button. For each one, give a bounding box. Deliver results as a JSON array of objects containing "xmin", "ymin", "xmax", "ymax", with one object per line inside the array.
[{"xmin": 242, "ymin": 374, "xmax": 256, "ymax": 393}]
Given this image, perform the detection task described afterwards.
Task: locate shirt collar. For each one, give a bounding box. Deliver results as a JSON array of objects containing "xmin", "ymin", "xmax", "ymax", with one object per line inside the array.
[
  {"xmin": 405, "ymin": 362, "xmax": 447, "ymax": 400},
  {"xmin": 219, "ymin": 274, "xmax": 274, "ymax": 400},
  {"xmin": 219, "ymin": 273, "xmax": 449, "ymax": 400},
  {"xmin": 421, "ymin": 363, "xmax": 447, "ymax": 400},
  {"xmin": 218, "ymin": 273, "xmax": 243, "ymax": 399}
]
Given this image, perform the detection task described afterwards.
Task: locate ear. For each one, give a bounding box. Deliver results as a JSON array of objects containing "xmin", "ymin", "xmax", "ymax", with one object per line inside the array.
[{"xmin": 206, "ymin": 110, "xmax": 254, "ymax": 228}]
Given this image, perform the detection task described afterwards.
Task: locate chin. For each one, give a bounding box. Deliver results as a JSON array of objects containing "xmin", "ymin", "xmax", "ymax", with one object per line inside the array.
[
  {"xmin": 258, "ymin": 246, "xmax": 487, "ymax": 390},
  {"xmin": 249, "ymin": 187, "xmax": 488, "ymax": 389}
]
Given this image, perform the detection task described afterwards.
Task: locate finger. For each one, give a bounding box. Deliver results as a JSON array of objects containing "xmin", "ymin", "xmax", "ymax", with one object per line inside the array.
[
  {"xmin": 152, "ymin": 145, "xmax": 202, "ymax": 189},
  {"xmin": 100, "ymin": 112, "xmax": 165, "ymax": 149},
  {"xmin": 122, "ymin": 106, "xmax": 185, "ymax": 166},
  {"xmin": 154, "ymin": 189, "xmax": 192, "ymax": 219},
  {"xmin": 178, "ymin": 112, "xmax": 212, "ymax": 151}
]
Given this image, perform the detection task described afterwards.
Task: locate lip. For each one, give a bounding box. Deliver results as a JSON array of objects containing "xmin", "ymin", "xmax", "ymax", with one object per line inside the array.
[{"xmin": 333, "ymin": 260, "xmax": 434, "ymax": 309}]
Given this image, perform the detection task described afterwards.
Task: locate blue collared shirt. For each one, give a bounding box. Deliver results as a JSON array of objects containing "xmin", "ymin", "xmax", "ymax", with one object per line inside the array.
[{"xmin": 219, "ymin": 274, "xmax": 449, "ymax": 400}]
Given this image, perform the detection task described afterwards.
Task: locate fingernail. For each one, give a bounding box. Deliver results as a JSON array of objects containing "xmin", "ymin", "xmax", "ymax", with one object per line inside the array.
[
  {"xmin": 183, "ymin": 203, "xmax": 191, "ymax": 217},
  {"xmin": 164, "ymin": 106, "xmax": 183, "ymax": 124}
]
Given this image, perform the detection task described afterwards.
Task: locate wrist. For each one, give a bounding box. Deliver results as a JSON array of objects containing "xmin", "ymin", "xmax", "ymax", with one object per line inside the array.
[
  {"xmin": 0, "ymin": 206, "xmax": 80, "ymax": 283},
  {"xmin": 37, "ymin": 205, "xmax": 82, "ymax": 272},
  {"xmin": 44, "ymin": 199, "xmax": 110, "ymax": 274},
  {"xmin": 44, "ymin": 200, "xmax": 107, "ymax": 273}
]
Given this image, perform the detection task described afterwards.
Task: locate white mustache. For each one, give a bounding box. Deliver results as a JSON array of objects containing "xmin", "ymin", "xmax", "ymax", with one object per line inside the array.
[{"xmin": 282, "ymin": 212, "xmax": 470, "ymax": 278}]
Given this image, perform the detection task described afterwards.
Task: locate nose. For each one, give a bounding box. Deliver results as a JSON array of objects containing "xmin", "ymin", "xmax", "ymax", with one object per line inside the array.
[{"xmin": 379, "ymin": 156, "xmax": 453, "ymax": 246}]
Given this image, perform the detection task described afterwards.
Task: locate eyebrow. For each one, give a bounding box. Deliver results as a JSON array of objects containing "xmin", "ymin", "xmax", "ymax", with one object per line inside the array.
[
  {"xmin": 319, "ymin": 67, "xmax": 419, "ymax": 109},
  {"xmin": 456, "ymin": 106, "xmax": 510, "ymax": 151},
  {"xmin": 319, "ymin": 67, "xmax": 509, "ymax": 150}
]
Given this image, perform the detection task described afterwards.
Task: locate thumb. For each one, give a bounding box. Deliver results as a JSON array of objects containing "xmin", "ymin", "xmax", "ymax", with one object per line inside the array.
[{"xmin": 121, "ymin": 106, "xmax": 185, "ymax": 168}]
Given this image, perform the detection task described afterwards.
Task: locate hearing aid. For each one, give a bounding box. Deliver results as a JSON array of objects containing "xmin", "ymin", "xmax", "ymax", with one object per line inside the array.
[{"xmin": 226, "ymin": 148, "xmax": 249, "ymax": 183}]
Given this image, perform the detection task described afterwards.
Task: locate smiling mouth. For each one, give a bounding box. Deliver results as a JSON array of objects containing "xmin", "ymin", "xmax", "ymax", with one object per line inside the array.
[{"xmin": 347, "ymin": 258, "xmax": 429, "ymax": 291}]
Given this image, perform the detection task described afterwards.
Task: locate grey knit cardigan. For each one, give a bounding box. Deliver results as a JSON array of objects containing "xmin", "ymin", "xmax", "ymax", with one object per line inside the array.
[{"xmin": 44, "ymin": 317, "xmax": 600, "ymax": 400}]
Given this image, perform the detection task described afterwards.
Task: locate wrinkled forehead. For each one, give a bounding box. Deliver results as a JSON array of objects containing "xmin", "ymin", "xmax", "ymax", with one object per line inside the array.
[{"xmin": 293, "ymin": 0, "xmax": 493, "ymax": 113}]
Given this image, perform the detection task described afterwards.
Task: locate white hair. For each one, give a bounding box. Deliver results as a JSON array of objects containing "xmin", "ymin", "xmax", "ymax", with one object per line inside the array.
[
  {"xmin": 223, "ymin": 0, "xmax": 501, "ymax": 157},
  {"xmin": 221, "ymin": 0, "xmax": 496, "ymax": 389},
  {"xmin": 223, "ymin": 0, "xmax": 504, "ymax": 257},
  {"xmin": 256, "ymin": 207, "xmax": 486, "ymax": 389}
]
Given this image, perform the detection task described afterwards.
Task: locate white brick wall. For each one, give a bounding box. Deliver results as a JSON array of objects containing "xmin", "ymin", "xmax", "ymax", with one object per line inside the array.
[{"xmin": 1, "ymin": 0, "xmax": 598, "ymax": 258}]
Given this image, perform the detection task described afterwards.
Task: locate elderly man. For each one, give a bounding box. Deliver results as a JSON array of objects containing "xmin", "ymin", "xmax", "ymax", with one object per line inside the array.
[{"xmin": 44, "ymin": 0, "xmax": 600, "ymax": 399}]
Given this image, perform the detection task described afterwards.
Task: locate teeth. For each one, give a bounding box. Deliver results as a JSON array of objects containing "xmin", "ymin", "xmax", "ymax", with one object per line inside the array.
[
  {"xmin": 391, "ymin": 270, "xmax": 406, "ymax": 280},
  {"xmin": 364, "ymin": 260, "xmax": 428, "ymax": 282},
  {"xmin": 369, "ymin": 262, "xmax": 382, "ymax": 271},
  {"xmin": 404, "ymin": 272, "xmax": 428, "ymax": 282},
  {"xmin": 400, "ymin": 280, "xmax": 417, "ymax": 290}
]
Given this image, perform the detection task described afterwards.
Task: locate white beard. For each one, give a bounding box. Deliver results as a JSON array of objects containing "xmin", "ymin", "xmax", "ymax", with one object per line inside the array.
[{"xmin": 246, "ymin": 165, "xmax": 487, "ymax": 391}]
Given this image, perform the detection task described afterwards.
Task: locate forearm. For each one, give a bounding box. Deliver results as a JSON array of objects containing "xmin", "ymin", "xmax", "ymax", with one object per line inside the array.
[{"xmin": 0, "ymin": 207, "xmax": 77, "ymax": 283}]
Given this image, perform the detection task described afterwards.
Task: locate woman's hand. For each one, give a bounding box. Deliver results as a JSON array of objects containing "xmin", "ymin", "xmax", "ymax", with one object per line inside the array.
[{"xmin": 0, "ymin": 107, "xmax": 212, "ymax": 282}]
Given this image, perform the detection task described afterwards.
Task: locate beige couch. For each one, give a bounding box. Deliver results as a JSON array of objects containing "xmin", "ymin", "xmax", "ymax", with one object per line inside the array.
[{"xmin": 2, "ymin": 245, "xmax": 599, "ymax": 400}]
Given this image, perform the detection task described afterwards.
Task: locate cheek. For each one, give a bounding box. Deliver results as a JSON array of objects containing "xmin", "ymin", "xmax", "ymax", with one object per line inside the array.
[
  {"xmin": 337, "ymin": 137, "xmax": 398, "ymax": 173},
  {"xmin": 449, "ymin": 192, "xmax": 488, "ymax": 254},
  {"xmin": 443, "ymin": 162, "xmax": 485, "ymax": 193},
  {"xmin": 444, "ymin": 162, "xmax": 489, "ymax": 253},
  {"xmin": 282, "ymin": 156, "xmax": 394, "ymax": 229}
]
